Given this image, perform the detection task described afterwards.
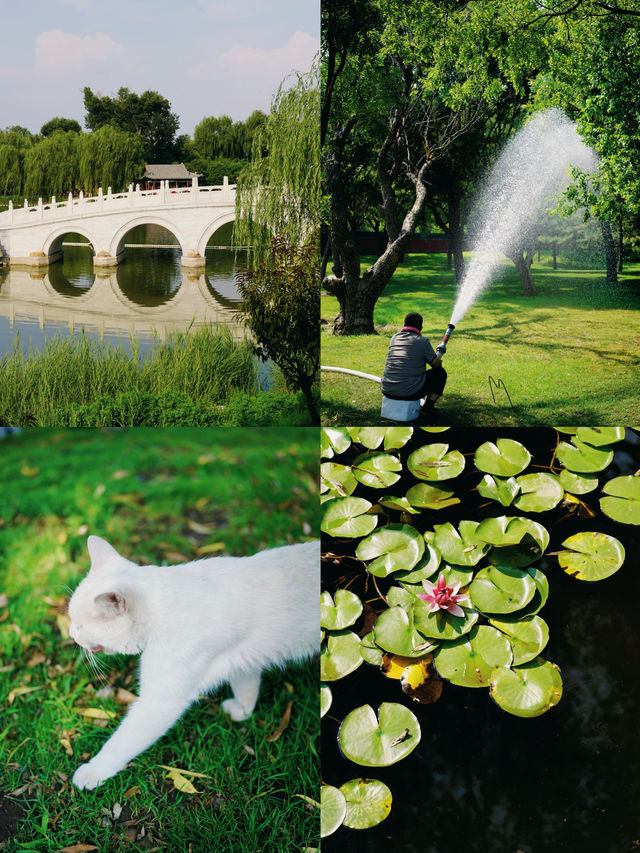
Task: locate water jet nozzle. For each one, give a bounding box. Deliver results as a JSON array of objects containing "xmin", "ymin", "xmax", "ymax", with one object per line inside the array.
[{"xmin": 436, "ymin": 323, "xmax": 455, "ymax": 356}]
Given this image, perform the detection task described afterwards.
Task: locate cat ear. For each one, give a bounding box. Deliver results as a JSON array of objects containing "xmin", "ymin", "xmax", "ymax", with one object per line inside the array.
[
  {"xmin": 94, "ymin": 590, "xmax": 127, "ymax": 616},
  {"xmin": 87, "ymin": 536, "xmax": 123, "ymax": 573}
]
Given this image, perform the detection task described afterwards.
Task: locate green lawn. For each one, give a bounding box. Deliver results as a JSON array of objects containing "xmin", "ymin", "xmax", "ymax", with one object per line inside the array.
[
  {"xmin": 0, "ymin": 428, "xmax": 319, "ymax": 853},
  {"xmin": 321, "ymin": 252, "xmax": 640, "ymax": 425}
]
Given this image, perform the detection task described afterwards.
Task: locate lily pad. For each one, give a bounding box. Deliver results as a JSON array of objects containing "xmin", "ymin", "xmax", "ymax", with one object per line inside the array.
[
  {"xmin": 356, "ymin": 524, "xmax": 425, "ymax": 577},
  {"xmin": 360, "ymin": 632, "xmax": 384, "ymax": 666},
  {"xmin": 477, "ymin": 474, "xmax": 520, "ymax": 506},
  {"xmin": 434, "ymin": 625, "xmax": 512, "ymax": 688},
  {"xmin": 352, "ymin": 452, "xmax": 402, "ymax": 489},
  {"xmin": 321, "ymin": 589, "xmax": 363, "ymax": 631},
  {"xmin": 433, "ymin": 521, "xmax": 489, "ymax": 566},
  {"xmin": 489, "ymin": 615, "xmax": 549, "ymax": 666},
  {"xmin": 320, "ymin": 462, "xmax": 358, "ymax": 501},
  {"xmin": 373, "ymin": 605, "xmax": 437, "ymax": 657},
  {"xmin": 406, "ymin": 482, "xmax": 460, "ymax": 510},
  {"xmin": 321, "ymin": 684, "xmax": 333, "ymax": 717},
  {"xmin": 476, "ymin": 516, "xmax": 549, "ymax": 568},
  {"xmin": 321, "ymin": 631, "xmax": 363, "ymax": 681},
  {"xmin": 557, "ymin": 531, "xmax": 625, "ymax": 581},
  {"xmin": 556, "ymin": 438, "xmax": 614, "ymax": 473},
  {"xmin": 558, "ymin": 469, "xmax": 599, "ymax": 495},
  {"xmin": 394, "ymin": 545, "xmax": 441, "ymax": 583},
  {"xmin": 321, "ymin": 497, "xmax": 377, "ymax": 538},
  {"xmin": 576, "ymin": 427, "xmax": 625, "ymax": 447},
  {"xmin": 379, "ymin": 495, "xmax": 420, "ymax": 514},
  {"xmin": 469, "ymin": 565, "xmax": 536, "ymax": 614},
  {"xmin": 490, "ymin": 658, "xmax": 563, "ymax": 718},
  {"xmin": 421, "ymin": 427, "xmax": 450, "ymax": 432},
  {"xmin": 600, "ymin": 475, "xmax": 640, "ymax": 525},
  {"xmin": 340, "ymin": 779, "xmax": 393, "ymax": 830},
  {"xmin": 321, "ymin": 427, "xmax": 352, "ymax": 459},
  {"xmin": 407, "ymin": 444, "xmax": 465, "ymax": 482},
  {"xmin": 347, "ymin": 427, "xmax": 387, "ymax": 449},
  {"xmin": 474, "ymin": 439, "xmax": 532, "ymax": 477},
  {"xmin": 320, "ymin": 785, "xmax": 346, "ymax": 838},
  {"xmin": 338, "ymin": 702, "xmax": 421, "ymax": 766},
  {"xmin": 413, "ymin": 596, "xmax": 478, "ymax": 640},
  {"xmin": 513, "ymin": 473, "xmax": 563, "ymax": 512},
  {"xmin": 383, "ymin": 427, "xmax": 413, "ymax": 450}
]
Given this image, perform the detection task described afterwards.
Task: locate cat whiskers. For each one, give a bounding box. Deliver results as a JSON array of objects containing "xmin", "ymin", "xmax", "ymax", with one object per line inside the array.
[{"xmin": 82, "ymin": 647, "xmax": 108, "ymax": 684}]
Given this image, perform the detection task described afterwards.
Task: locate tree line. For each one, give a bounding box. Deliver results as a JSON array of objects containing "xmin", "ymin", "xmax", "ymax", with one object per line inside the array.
[
  {"xmin": 323, "ymin": 0, "xmax": 640, "ymax": 334},
  {"xmin": 0, "ymin": 87, "xmax": 267, "ymax": 201}
]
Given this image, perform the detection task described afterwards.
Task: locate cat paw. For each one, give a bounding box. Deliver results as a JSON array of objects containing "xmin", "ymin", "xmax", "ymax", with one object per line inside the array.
[
  {"xmin": 73, "ymin": 761, "xmax": 107, "ymax": 790},
  {"xmin": 221, "ymin": 697, "xmax": 251, "ymax": 721}
]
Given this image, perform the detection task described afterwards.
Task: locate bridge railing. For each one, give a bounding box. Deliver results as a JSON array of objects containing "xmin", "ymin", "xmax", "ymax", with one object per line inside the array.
[{"xmin": 0, "ymin": 178, "xmax": 236, "ymax": 226}]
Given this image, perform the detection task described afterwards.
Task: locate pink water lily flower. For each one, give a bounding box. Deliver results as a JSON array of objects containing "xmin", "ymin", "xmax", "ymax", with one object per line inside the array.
[{"xmin": 417, "ymin": 573, "xmax": 470, "ymax": 618}]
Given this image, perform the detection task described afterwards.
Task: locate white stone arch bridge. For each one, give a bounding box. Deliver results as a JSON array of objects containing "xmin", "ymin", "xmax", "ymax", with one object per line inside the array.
[{"xmin": 0, "ymin": 178, "xmax": 236, "ymax": 269}]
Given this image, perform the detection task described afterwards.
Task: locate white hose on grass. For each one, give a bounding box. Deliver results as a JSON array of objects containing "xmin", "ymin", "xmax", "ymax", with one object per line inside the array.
[{"xmin": 321, "ymin": 365, "xmax": 382, "ymax": 384}]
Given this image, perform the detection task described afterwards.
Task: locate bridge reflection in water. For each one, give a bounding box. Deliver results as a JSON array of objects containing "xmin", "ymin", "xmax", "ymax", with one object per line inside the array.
[{"xmin": 0, "ymin": 239, "xmax": 248, "ymax": 356}]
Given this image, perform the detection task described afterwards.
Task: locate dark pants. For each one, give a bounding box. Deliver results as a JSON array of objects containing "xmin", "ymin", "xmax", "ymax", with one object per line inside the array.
[{"xmin": 384, "ymin": 366, "xmax": 447, "ymax": 401}]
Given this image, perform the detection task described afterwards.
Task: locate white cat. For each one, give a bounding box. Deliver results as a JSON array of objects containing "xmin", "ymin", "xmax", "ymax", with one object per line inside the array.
[{"xmin": 68, "ymin": 535, "xmax": 319, "ymax": 791}]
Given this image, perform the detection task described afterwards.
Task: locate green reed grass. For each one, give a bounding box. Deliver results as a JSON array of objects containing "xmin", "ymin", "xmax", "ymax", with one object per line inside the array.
[{"xmin": 0, "ymin": 326, "xmax": 257, "ymax": 426}]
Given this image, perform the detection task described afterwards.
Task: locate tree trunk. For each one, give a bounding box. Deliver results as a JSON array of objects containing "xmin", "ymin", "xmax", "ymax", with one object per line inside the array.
[
  {"xmin": 600, "ymin": 221, "xmax": 618, "ymax": 283},
  {"xmin": 552, "ymin": 241, "xmax": 557, "ymax": 270},
  {"xmin": 506, "ymin": 249, "xmax": 536, "ymax": 295},
  {"xmin": 618, "ymin": 220, "xmax": 623, "ymax": 273},
  {"xmin": 300, "ymin": 378, "xmax": 320, "ymax": 425},
  {"xmin": 448, "ymin": 188, "xmax": 465, "ymax": 284}
]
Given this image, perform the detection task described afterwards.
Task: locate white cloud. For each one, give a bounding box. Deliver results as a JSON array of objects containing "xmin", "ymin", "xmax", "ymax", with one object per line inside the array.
[
  {"xmin": 34, "ymin": 30, "xmax": 125, "ymax": 75},
  {"xmin": 218, "ymin": 30, "xmax": 318, "ymax": 78}
]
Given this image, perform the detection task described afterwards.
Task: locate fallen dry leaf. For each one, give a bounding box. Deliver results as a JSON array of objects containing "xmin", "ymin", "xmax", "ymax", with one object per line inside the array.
[
  {"xmin": 59, "ymin": 737, "xmax": 73, "ymax": 756},
  {"xmin": 75, "ymin": 707, "xmax": 117, "ymax": 720},
  {"xmin": 197, "ymin": 454, "xmax": 215, "ymax": 465},
  {"xmin": 265, "ymin": 700, "xmax": 293, "ymax": 743},
  {"xmin": 243, "ymin": 744, "xmax": 255, "ymax": 756},
  {"xmin": 7, "ymin": 686, "xmax": 42, "ymax": 704},
  {"xmin": 165, "ymin": 769, "xmax": 199, "ymax": 794},
  {"xmin": 27, "ymin": 653, "xmax": 46, "ymax": 667},
  {"xmin": 157, "ymin": 765, "xmax": 211, "ymax": 779},
  {"xmin": 115, "ymin": 688, "xmax": 137, "ymax": 704},
  {"xmin": 111, "ymin": 470, "xmax": 130, "ymax": 479},
  {"xmin": 165, "ymin": 552, "xmax": 190, "ymax": 563},
  {"xmin": 59, "ymin": 844, "xmax": 99, "ymax": 852},
  {"xmin": 123, "ymin": 786, "xmax": 140, "ymax": 799},
  {"xmin": 186, "ymin": 519, "xmax": 215, "ymax": 535},
  {"xmin": 0, "ymin": 593, "xmax": 8, "ymax": 608},
  {"xmin": 20, "ymin": 465, "xmax": 39, "ymax": 477},
  {"xmin": 56, "ymin": 613, "xmax": 71, "ymax": 639},
  {"xmin": 196, "ymin": 542, "xmax": 226, "ymax": 556},
  {"xmin": 295, "ymin": 794, "xmax": 320, "ymax": 808}
]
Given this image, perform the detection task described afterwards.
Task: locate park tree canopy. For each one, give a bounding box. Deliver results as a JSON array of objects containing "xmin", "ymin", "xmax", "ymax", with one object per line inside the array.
[
  {"xmin": 83, "ymin": 86, "xmax": 180, "ymax": 162},
  {"xmin": 323, "ymin": 0, "xmax": 640, "ymax": 333}
]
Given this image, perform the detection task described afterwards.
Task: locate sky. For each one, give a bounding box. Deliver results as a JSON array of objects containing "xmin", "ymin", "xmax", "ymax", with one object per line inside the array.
[{"xmin": 0, "ymin": 0, "xmax": 319, "ymax": 136}]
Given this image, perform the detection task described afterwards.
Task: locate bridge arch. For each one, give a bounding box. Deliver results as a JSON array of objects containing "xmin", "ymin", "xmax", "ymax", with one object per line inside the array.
[
  {"xmin": 109, "ymin": 216, "xmax": 187, "ymax": 259},
  {"xmin": 43, "ymin": 225, "xmax": 97, "ymax": 259},
  {"xmin": 196, "ymin": 211, "xmax": 236, "ymax": 257}
]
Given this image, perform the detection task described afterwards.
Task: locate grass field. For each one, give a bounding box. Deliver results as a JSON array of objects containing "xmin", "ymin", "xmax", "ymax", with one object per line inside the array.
[
  {"xmin": 0, "ymin": 428, "xmax": 319, "ymax": 853},
  {"xmin": 321, "ymin": 252, "xmax": 640, "ymax": 425}
]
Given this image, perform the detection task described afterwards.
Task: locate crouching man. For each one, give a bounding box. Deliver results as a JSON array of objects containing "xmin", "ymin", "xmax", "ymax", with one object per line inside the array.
[{"xmin": 380, "ymin": 312, "xmax": 447, "ymax": 416}]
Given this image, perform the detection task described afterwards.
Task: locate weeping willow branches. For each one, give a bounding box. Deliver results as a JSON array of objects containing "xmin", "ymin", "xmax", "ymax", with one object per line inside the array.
[{"xmin": 233, "ymin": 63, "xmax": 321, "ymax": 265}]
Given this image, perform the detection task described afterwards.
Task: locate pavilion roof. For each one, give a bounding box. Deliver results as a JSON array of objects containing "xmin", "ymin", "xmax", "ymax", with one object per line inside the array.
[{"xmin": 142, "ymin": 163, "xmax": 202, "ymax": 180}]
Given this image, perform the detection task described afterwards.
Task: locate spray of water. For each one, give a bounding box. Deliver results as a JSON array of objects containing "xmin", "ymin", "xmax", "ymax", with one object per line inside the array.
[{"xmin": 450, "ymin": 109, "xmax": 597, "ymax": 326}]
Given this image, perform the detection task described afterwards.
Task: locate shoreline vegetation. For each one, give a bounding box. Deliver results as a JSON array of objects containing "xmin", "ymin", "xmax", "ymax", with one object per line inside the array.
[{"xmin": 0, "ymin": 325, "xmax": 315, "ymax": 426}]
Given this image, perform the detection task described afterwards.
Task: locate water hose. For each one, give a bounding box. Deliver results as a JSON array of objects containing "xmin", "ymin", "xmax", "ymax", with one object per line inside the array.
[
  {"xmin": 436, "ymin": 323, "xmax": 455, "ymax": 355},
  {"xmin": 321, "ymin": 366, "xmax": 381, "ymax": 383}
]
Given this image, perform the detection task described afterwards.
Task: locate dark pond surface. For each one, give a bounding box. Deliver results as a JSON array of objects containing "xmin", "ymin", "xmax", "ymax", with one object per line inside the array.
[
  {"xmin": 0, "ymin": 224, "xmax": 248, "ymax": 358},
  {"xmin": 322, "ymin": 427, "xmax": 640, "ymax": 853}
]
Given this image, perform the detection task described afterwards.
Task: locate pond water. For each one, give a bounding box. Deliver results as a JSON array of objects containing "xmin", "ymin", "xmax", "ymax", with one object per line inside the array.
[
  {"xmin": 0, "ymin": 223, "xmax": 248, "ymax": 358},
  {"xmin": 322, "ymin": 427, "xmax": 640, "ymax": 853}
]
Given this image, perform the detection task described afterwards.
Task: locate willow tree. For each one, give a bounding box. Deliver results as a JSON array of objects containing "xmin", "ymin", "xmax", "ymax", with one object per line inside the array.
[
  {"xmin": 79, "ymin": 125, "xmax": 146, "ymax": 194},
  {"xmin": 24, "ymin": 131, "xmax": 82, "ymax": 200},
  {"xmin": 234, "ymin": 65, "xmax": 320, "ymax": 265}
]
